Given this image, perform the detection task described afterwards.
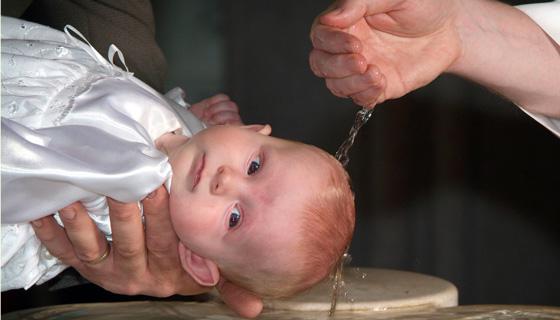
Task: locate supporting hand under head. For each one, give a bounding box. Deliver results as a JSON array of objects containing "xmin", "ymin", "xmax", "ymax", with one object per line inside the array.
[{"xmin": 31, "ymin": 186, "xmax": 263, "ymax": 319}]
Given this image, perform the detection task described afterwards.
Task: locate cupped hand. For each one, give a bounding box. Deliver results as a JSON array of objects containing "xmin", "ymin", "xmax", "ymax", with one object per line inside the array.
[
  {"xmin": 31, "ymin": 186, "xmax": 263, "ymax": 318},
  {"xmin": 190, "ymin": 93, "xmax": 243, "ymax": 126},
  {"xmin": 309, "ymin": 0, "xmax": 463, "ymax": 107}
]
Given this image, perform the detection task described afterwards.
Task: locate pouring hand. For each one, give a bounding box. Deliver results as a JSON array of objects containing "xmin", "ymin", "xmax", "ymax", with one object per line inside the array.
[{"xmin": 309, "ymin": 0, "xmax": 462, "ymax": 107}]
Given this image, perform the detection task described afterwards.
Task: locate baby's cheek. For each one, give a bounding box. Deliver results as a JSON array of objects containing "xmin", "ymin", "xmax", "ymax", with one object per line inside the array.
[
  {"xmin": 171, "ymin": 201, "xmax": 210, "ymax": 236},
  {"xmin": 254, "ymin": 188, "xmax": 275, "ymax": 207},
  {"xmin": 168, "ymin": 194, "xmax": 190, "ymax": 227}
]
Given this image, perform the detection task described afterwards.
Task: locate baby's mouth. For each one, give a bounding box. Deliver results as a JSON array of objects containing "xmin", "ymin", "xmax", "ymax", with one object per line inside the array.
[{"xmin": 191, "ymin": 153, "xmax": 205, "ymax": 191}]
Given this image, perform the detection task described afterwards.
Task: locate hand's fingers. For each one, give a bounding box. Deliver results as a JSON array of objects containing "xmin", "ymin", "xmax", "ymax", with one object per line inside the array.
[
  {"xmin": 209, "ymin": 111, "xmax": 243, "ymax": 126},
  {"xmin": 58, "ymin": 202, "xmax": 108, "ymax": 264},
  {"xmin": 320, "ymin": 0, "xmax": 397, "ymax": 29},
  {"xmin": 350, "ymin": 82, "xmax": 386, "ymax": 108},
  {"xmin": 32, "ymin": 215, "xmax": 81, "ymax": 266},
  {"xmin": 189, "ymin": 100, "xmax": 211, "ymax": 119},
  {"xmin": 193, "ymin": 93, "xmax": 231, "ymax": 110},
  {"xmin": 325, "ymin": 64, "xmax": 384, "ymax": 97},
  {"xmin": 190, "ymin": 94, "xmax": 232, "ymax": 120},
  {"xmin": 309, "ymin": 49, "xmax": 367, "ymax": 78},
  {"xmin": 142, "ymin": 186, "xmax": 178, "ymax": 271},
  {"xmin": 205, "ymin": 100, "xmax": 239, "ymax": 118},
  {"xmin": 319, "ymin": 0, "xmax": 367, "ymax": 28},
  {"xmin": 206, "ymin": 93, "xmax": 231, "ymax": 105},
  {"xmin": 310, "ymin": 24, "xmax": 362, "ymax": 54},
  {"xmin": 202, "ymin": 100, "xmax": 242, "ymax": 125},
  {"xmin": 217, "ymin": 278, "xmax": 263, "ymax": 319},
  {"xmin": 107, "ymin": 198, "xmax": 146, "ymax": 273},
  {"xmin": 189, "ymin": 96, "xmax": 218, "ymax": 118}
]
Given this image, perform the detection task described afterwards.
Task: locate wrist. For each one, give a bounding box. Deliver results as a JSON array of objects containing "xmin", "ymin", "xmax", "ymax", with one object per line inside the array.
[
  {"xmin": 445, "ymin": 0, "xmax": 487, "ymax": 76},
  {"xmin": 445, "ymin": 0, "xmax": 530, "ymax": 76},
  {"xmin": 443, "ymin": 0, "xmax": 560, "ymax": 117}
]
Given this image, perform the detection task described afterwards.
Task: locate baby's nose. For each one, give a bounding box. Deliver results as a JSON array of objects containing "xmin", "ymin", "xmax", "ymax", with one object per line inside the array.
[{"xmin": 211, "ymin": 165, "xmax": 234, "ymax": 195}]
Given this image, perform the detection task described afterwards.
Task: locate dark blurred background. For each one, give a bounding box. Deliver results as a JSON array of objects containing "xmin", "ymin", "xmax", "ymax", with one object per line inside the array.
[{"xmin": 3, "ymin": 0, "xmax": 559, "ymax": 314}]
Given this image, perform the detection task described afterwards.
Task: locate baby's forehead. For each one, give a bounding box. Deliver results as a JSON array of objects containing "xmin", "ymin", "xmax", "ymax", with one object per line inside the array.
[
  {"xmin": 258, "ymin": 143, "xmax": 335, "ymax": 204},
  {"xmin": 277, "ymin": 139, "xmax": 332, "ymax": 162},
  {"xmin": 289, "ymin": 144, "xmax": 337, "ymax": 177}
]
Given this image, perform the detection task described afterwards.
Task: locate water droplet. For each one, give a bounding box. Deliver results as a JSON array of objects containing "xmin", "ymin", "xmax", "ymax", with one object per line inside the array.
[
  {"xmin": 342, "ymin": 252, "xmax": 352, "ymax": 265},
  {"xmin": 329, "ymin": 248, "xmax": 352, "ymax": 316},
  {"xmin": 361, "ymin": 272, "xmax": 367, "ymax": 279}
]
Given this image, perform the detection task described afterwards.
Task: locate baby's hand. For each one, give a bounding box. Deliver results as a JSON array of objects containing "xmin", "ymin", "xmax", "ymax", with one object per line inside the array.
[{"xmin": 190, "ymin": 94, "xmax": 243, "ymax": 126}]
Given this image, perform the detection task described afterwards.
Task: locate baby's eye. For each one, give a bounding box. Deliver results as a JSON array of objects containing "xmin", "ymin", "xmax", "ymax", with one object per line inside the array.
[
  {"xmin": 247, "ymin": 156, "xmax": 261, "ymax": 175},
  {"xmin": 229, "ymin": 206, "xmax": 242, "ymax": 229}
]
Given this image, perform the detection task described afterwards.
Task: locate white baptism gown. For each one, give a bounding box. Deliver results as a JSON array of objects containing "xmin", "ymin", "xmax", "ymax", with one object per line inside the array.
[{"xmin": 1, "ymin": 17, "xmax": 205, "ymax": 291}]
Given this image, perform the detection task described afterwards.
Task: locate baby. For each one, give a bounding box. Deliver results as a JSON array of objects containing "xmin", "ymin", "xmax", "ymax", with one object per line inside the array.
[
  {"xmin": 1, "ymin": 17, "xmax": 355, "ymax": 298},
  {"xmin": 157, "ymin": 124, "xmax": 355, "ymax": 298}
]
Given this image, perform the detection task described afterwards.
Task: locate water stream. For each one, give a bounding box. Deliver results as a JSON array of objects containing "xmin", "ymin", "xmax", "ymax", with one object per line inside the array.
[
  {"xmin": 334, "ymin": 108, "xmax": 374, "ymax": 167},
  {"xmin": 330, "ymin": 107, "xmax": 375, "ymax": 316}
]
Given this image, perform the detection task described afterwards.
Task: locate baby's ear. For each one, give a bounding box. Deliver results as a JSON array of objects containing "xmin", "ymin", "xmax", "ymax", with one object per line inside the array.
[
  {"xmin": 242, "ymin": 124, "xmax": 272, "ymax": 136},
  {"xmin": 178, "ymin": 242, "xmax": 220, "ymax": 287}
]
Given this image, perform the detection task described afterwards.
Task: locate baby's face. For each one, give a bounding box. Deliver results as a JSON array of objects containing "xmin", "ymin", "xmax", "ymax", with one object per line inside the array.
[{"xmin": 167, "ymin": 125, "xmax": 329, "ymax": 270}]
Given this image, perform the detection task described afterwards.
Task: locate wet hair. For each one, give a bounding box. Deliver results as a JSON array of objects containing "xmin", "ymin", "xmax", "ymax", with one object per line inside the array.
[{"xmin": 219, "ymin": 144, "xmax": 355, "ymax": 298}]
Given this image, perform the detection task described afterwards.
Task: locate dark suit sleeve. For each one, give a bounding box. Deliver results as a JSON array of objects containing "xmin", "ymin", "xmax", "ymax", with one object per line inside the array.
[{"xmin": 18, "ymin": 0, "xmax": 168, "ymax": 92}]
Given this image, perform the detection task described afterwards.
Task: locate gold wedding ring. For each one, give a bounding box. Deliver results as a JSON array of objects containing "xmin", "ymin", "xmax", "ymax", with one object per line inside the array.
[{"xmin": 83, "ymin": 242, "xmax": 111, "ymax": 265}]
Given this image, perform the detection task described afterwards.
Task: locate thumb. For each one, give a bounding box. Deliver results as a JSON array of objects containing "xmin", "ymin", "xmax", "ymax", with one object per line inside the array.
[
  {"xmin": 319, "ymin": 0, "xmax": 394, "ymax": 29},
  {"xmin": 217, "ymin": 278, "xmax": 263, "ymax": 318}
]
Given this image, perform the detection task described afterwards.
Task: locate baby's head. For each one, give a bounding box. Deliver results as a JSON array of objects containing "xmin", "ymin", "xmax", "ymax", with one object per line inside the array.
[{"xmin": 166, "ymin": 125, "xmax": 355, "ymax": 298}]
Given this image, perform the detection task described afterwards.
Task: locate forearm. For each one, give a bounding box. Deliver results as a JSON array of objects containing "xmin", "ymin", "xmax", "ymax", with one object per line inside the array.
[{"xmin": 448, "ymin": 0, "xmax": 560, "ymax": 117}]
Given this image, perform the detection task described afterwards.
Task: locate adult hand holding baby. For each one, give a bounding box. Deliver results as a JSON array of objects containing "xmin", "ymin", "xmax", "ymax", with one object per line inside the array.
[
  {"xmin": 309, "ymin": 0, "xmax": 462, "ymax": 108},
  {"xmin": 190, "ymin": 93, "xmax": 243, "ymax": 126},
  {"xmin": 31, "ymin": 186, "xmax": 263, "ymax": 318}
]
